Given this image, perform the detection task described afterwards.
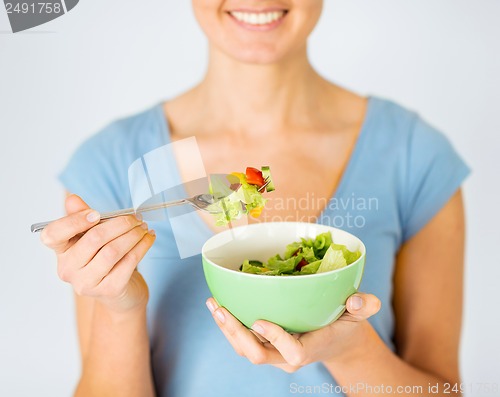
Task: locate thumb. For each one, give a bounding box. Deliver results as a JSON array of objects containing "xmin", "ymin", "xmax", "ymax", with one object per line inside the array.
[
  {"xmin": 65, "ymin": 194, "xmax": 90, "ymax": 215},
  {"xmin": 345, "ymin": 293, "xmax": 381, "ymax": 321}
]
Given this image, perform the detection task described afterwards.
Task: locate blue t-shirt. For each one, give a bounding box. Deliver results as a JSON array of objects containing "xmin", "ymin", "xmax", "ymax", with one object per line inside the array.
[{"xmin": 59, "ymin": 97, "xmax": 470, "ymax": 397}]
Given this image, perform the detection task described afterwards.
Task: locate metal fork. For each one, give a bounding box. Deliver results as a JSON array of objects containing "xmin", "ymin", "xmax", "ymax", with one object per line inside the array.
[
  {"xmin": 30, "ymin": 180, "xmax": 270, "ymax": 233},
  {"xmin": 30, "ymin": 194, "xmax": 221, "ymax": 233}
]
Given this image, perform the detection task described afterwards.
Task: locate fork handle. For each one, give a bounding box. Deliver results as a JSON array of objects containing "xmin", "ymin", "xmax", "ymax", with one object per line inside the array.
[{"xmin": 30, "ymin": 199, "xmax": 188, "ymax": 233}]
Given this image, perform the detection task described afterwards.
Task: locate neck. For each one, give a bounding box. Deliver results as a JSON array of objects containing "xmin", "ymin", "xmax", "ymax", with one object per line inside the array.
[{"xmin": 193, "ymin": 45, "xmax": 328, "ymax": 135}]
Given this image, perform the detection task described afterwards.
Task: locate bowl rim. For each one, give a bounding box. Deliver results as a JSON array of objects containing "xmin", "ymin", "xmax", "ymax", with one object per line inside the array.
[{"xmin": 201, "ymin": 222, "xmax": 366, "ymax": 280}]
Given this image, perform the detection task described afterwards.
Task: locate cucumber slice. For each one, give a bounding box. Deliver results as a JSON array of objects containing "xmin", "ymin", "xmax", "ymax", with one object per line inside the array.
[{"xmin": 261, "ymin": 166, "xmax": 275, "ymax": 192}]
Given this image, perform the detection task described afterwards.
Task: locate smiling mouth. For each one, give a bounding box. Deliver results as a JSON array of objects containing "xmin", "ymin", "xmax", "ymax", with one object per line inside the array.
[{"xmin": 227, "ymin": 10, "xmax": 288, "ymax": 27}]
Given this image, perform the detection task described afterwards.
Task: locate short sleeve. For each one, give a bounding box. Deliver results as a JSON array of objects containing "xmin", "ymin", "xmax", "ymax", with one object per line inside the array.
[
  {"xmin": 58, "ymin": 124, "xmax": 129, "ymax": 212},
  {"xmin": 401, "ymin": 117, "xmax": 471, "ymax": 242}
]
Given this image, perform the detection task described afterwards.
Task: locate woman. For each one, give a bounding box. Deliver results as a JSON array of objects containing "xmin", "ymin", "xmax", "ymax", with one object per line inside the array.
[{"xmin": 41, "ymin": 1, "xmax": 469, "ymax": 396}]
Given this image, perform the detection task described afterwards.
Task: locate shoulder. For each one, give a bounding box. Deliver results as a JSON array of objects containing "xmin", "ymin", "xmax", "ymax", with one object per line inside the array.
[
  {"xmin": 369, "ymin": 96, "xmax": 463, "ymax": 165},
  {"xmin": 367, "ymin": 97, "xmax": 470, "ymax": 241},
  {"xmin": 368, "ymin": 96, "xmax": 428, "ymax": 139},
  {"xmin": 366, "ymin": 96, "xmax": 461, "ymax": 167}
]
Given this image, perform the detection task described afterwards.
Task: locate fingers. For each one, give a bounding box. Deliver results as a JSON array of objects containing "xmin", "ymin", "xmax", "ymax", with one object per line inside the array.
[
  {"xmin": 68, "ymin": 227, "xmax": 155, "ymax": 298},
  {"xmin": 41, "ymin": 205, "xmax": 100, "ymax": 254},
  {"xmin": 62, "ymin": 215, "xmax": 143, "ymax": 270},
  {"xmin": 78, "ymin": 223, "xmax": 150, "ymax": 287},
  {"xmin": 206, "ymin": 298, "xmax": 284, "ymax": 365},
  {"xmin": 251, "ymin": 320, "xmax": 307, "ymax": 367},
  {"xmin": 60, "ymin": 218, "xmax": 149, "ymax": 291},
  {"xmin": 97, "ymin": 230, "xmax": 156, "ymax": 298},
  {"xmin": 47, "ymin": 194, "xmax": 157, "ymax": 312},
  {"xmin": 344, "ymin": 292, "xmax": 381, "ymax": 321},
  {"xmin": 206, "ymin": 292, "xmax": 382, "ymax": 371}
]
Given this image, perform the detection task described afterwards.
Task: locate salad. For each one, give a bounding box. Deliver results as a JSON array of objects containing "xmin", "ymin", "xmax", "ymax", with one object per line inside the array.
[
  {"xmin": 239, "ymin": 232, "xmax": 361, "ymax": 276},
  {"xmin": 208, "ymin": 166, "xmax": 275, "ymax": 226}
]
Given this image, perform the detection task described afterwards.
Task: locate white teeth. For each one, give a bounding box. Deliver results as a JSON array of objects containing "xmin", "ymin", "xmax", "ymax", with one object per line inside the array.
[{"xmin": 230, "ymin": 10, "xmax": 285, "ymax": 25}]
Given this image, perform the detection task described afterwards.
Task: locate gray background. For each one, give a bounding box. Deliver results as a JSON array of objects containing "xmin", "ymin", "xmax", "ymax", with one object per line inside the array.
[{"xmin": 1, "ymin": 0, "xmax": 499, "ymax": 396}]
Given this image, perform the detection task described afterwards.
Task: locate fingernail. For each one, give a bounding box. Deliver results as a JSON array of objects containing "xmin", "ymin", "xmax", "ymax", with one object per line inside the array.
[
  {"xmin": 135, "ymin": 213, "xmax": 143, "ymax": 222},
  {"xmin": 215, "ymin": 309, "xmax": 225, "ymax": 323},
  {"xmin": 141, "ymin": 222, "xmax": 148, "ymax": 230},
  {"xmin": 350, "ymin": 296, "xmax": 363, "ymax": 311},
  {"xmin": 86, "ymin": 211, "xmax": 100, "ymax": 223},
  {"xmin": 148, "ymin": 230, "xmax": 156, "ymax": 236},
  {"xmin": 206, "ymin": 300, "xmax": 216, "ymax": 313},
  {"xmin": 252, "ymin": 323, "xmax": 265, "ymax": 335}
]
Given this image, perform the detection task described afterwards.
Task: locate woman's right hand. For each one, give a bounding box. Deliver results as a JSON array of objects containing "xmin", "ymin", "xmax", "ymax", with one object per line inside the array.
[{"xmin": 41, "ymin": 194, "xmax": 156, "ymax": 313}]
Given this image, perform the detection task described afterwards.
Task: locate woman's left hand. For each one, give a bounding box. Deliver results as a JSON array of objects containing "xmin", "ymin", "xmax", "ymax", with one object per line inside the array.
[{"xmin": 206, "ymin": 292, "xmax": 381, "ymax": 372}]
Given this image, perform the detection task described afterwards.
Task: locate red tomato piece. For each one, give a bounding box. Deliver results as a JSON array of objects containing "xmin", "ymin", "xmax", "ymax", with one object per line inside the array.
[
  {"xmin": 295, "ymin": 258, "xmax": 309, "ymax": 271},
  {"xmin": 246, "ymin": 167, "xmax": 265, "ymax": 187}
]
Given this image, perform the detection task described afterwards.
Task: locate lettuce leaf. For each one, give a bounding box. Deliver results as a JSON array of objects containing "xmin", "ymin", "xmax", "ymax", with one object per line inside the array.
[
  {"xmin": 299, "ymin": 259, "xmax": 322, "ymax": 274},
  {"xmin": 301, "ymin": 246, "xmax": 318, "ymax": 263},
  {"xmin": 316, "ymin": 246, "xmax": 347, "ymax": 273},
  {"xmin": 283, "ymin": 242, "xmax": 302, "ymax": 259},
  {"xmin": 331, "ymin": 243, "xmax": 362, "ymax": 265},
  {"xmin": 241, "ymin": 260, "xmax": 266, "ymax": 274},
  {"xmin": 312, "ymin": 232, "xmax": 333, "ymax": 258},
  {"xmin": 266, "ymin": 255, "xmax": 298, "ymax": 274}
]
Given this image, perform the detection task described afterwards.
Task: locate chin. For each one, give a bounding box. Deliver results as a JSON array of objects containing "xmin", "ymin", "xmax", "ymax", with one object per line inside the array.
[{"xmin": 221, "ymin": 43, "xmax": 291, "ymax": 65}]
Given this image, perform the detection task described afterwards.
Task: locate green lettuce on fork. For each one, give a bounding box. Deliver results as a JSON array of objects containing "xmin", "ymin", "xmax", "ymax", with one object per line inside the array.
[
  {"xmin": 208, "ymin": 167, "xmax": 274, "ymax": 226},
  {"xmin": 240, "ymin": 232, "xmax": 361, "ymax": 276}
]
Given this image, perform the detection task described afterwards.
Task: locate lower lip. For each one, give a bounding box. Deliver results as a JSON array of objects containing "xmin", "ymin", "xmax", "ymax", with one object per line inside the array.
[{"xmin": 227, "ymin": 12, "xmax": 287, "ymax": 32}]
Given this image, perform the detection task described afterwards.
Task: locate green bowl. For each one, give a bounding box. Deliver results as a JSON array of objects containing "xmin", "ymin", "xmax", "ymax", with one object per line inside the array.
[{"xmin": 202, "ymin": 222, "xmax": 366, "ymax": 333}]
